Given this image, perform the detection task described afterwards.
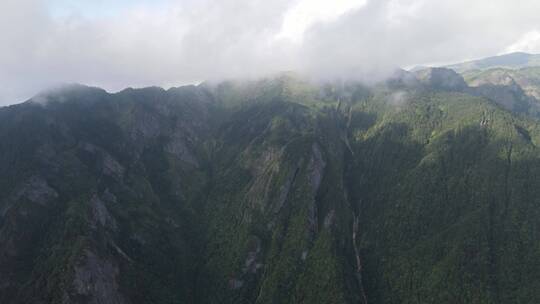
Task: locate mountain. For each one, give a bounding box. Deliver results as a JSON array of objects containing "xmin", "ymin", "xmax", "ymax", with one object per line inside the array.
[
  {"xmin": 463, "ymin": 67, "xmax": 540, "ymax": 100},
  {"xmin": 411, "ymin": 53, "xmax": 540, "ymax": 103},
  {"xmin": 412, "ymin": 67, "xmax": 540, "ymax": 116},
  {"xmin": 414, "ymin": 67, "xmax": 468, "ymax": 90},
  {"xmin": 2, "ymin": 72, "xmax": 540, "ymax": 303},
  {"xmin": 445, "ymin": 52, "xmax": 540, "ymax": 73},
  {"xmin": 413, "ymin": 53, "xmax": 540, "ymax": 118}
]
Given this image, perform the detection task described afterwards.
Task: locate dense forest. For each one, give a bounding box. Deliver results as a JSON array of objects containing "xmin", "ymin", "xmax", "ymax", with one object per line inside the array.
[{"xmin": 2, "ymin": 65, "xmax": 540, "ymax": 303}]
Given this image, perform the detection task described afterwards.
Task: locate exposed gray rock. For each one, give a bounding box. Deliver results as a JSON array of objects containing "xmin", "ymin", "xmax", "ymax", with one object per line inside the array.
[
  {"xmin": 243, "ymin": 148, "xmax": 282, "ymax": 208},
  {"xmin": 255, "ymin": 148, "xmax": 282, "ymax": 174},
  {"xmin": 89, "ymin": 195, "xmax": 117, "ymax": 231},
  {"xmin": 308, "ymin": 143, "xmax": 326, "ymax": 195},
  {"xmin": 324, "ymin": 210, "xmax": 336, "ymax": 229},
  {"xmin": 102, "ymin": 154, "xmax": 125, "ymax": 180},
  {"xmin": 15, "ymin": 176, "xmax": 58, "ymax": 207},
  {"xmin": 301, "ymin": 250, "xmax": 308, "ymax": 261},
  {"xmin": 102, "ymin": 189, "xmax": 118, "ymax": 204},
  {"xmin": 79, "ymin": 142, "xmax": 99, "ymax": 153},
  {"xmin": 352, "ymin": 216, "xmax": 368, "ymax": 304},
  {"xmin": 243, "ymin": 237, "xmax": 262, "ymax": 274},
  {"xmin": 0, "ymin": 224, "xmax": 19, "ymax": 258},
  {"xmin": 469, "ymin": 82, "xmax": 534, "ymax": 114},
  {"xmin": 274, "ymin": 165, "xmax": 299, "ymax": 214},
  {"xmin": 1, "ymin": 176, "xmax": 58, "ymax": 218},
  {"xmin": 35, "ymin": 143, "xmax": 59, "ymax": 168},
  {"xmin": 307, "ymin": 143, "xmax": 326, "ymax": 236},
  {"xmin": 165, "ymin": 217, "xmax": 180, "ymax": 228},
  {"xmin": 110, "ymin": 242, "xmax": 133, "ymax": 263},
  {"xmin": 80, "ymin": 143, "xmax": 125, "ymax": 180},
  {"xmin": 164, "ymin": 135, "xmax": 199, "ymax": 167},
  {"xmin": 130, "ymin": 233, "xmax": 147, "ymax": 246},
  {"xmin": 130, "ymin": 110, "xmax": 162, "ymax": 141},
  {"xmin": 468, "ymin": 69, "xmax": 517, "ymax": 87},
  {"xmin": 69, "ymin": 250, "xmax": 129, "ymax": 304}
]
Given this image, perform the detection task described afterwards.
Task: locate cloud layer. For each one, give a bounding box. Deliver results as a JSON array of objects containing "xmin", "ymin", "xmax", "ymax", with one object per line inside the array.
[{"xmin": 1, "ymin": 0, "xmax": 540, "ymax": 105}]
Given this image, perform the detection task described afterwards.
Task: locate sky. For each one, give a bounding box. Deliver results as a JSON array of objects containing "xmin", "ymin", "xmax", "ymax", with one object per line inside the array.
[{"xmin": 1, "ymin": 0, "xmax": 540, "ymax": 105}]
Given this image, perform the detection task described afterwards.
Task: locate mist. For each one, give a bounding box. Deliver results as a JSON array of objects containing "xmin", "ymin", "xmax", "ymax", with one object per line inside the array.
[{"xmin": 1, "ymin": 0, "xmax": 540, "ymax": 105}]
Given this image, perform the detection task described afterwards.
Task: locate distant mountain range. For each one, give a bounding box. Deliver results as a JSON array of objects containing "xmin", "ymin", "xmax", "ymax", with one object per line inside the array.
[
  {"xmin": 445, "ymin": 52, "xmax": 540, "ymax": 72},
  {"xmin": 411, "ymin": 52, "xmax": 540, "ymax": 73}
]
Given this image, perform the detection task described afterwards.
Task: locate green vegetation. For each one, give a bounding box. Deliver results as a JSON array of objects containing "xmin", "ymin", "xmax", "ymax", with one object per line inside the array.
[{"xmin": 2, "ymin": 74, "xmax": 540, "ymax": 303}]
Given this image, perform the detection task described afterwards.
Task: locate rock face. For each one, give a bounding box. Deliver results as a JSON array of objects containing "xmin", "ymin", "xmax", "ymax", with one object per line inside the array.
[
  {"xmin": 308, "ymin": 143, "xmax": 326, "ymax": 195},
  {"xmin": 89, "ymin": 194, "xmax": 117, "ymax": 231},
  {"xmin": 243, "ymin": 237, "xmax": 262, "ymax": 274},
  {"xmin": 0, "ymin": 85, "xmax": 213, "ymax": 304},
  {"xmin": 462, "ymin": 67, "xmax": 540, "ymax": 115},
  {"xmin": 470, "ymin": 82, "xmax": 534, "ymax": 113},
  {"xmin": 164, "ymin": 135, "xmax": 199, "ymax": 167},
  {"xmin": 0, "ymin": 176, "xmax": 59, "ymax": 298},
  {"xmin": 68, "ymin": 250, "xmax": 128, "ymax": 304},
  {"xmin": 79, "ymin": 143, "xmax": 125, "ymax": 180},
  {"xmin": 273, "ymin": 163, "xmax": 300, "ymax": 214},
  {"xmin": 307, "ymin": 143, "xmax": 326, "ymax": 236},
  {"xmin": 414, "ymin": 66, "xmax": 540, "ymax": 117},
  {"xmin": 467, "ymin": 69, "xmax": 517, "ymax": 87},
  {"xmin": 9, "ymin": 176, "xmax": 58, "ymax": 209},
  {"xmin": 415, "ymin": 67, "xmax": 468, "ymax": 91}
]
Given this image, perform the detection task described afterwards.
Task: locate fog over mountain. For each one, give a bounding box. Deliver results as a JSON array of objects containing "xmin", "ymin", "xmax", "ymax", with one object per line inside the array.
[{"xmin": 2, "ymin": 0, "xmax": 540, "ymax": 105}]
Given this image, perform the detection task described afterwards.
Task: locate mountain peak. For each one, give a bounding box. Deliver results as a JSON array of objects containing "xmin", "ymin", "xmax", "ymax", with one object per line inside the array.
[
  {"xmin": 30, "ymin": 83, "xmax": 107, "ymax": 105},
  {"xmin": 414, "ymin": 67, "xmax": 467, "ymax": 90}
]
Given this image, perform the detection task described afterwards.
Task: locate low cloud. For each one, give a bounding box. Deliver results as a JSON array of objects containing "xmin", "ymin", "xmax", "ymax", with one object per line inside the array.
[
  {"xmin": 388, "ymin": 91, "xmax": 409, "ymax": 108},
  {"xmin": 1, "ymin": 0, "xmax": 540, "ymax": 105}
]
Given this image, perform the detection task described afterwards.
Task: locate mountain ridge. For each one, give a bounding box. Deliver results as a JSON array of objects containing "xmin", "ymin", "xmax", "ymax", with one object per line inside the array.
[
  {"xmin": 2, "ymin": 71, "xmax": 540, "ymax": 303},
  {"xmin": 445, "ymin": 52, "xmax": 540, "ymax": 72}
]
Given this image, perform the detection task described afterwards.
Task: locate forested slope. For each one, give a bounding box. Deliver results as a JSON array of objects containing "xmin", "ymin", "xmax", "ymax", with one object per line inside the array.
[{"xmin": 1, "ymin": 72, "xmax": 540, "ymax": 303}]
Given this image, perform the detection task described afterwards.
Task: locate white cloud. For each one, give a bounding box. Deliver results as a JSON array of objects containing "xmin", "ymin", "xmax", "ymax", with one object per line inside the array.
[
  {"xmin": 1, "ymin": 0, "xmax": 540, "ymax": 105},
  {"xmin": 506, "ymin": 30, "xmax": 540, "ymax": 54},
  {"xmin": 297, "ymin": 0, "xmax": 540, "ymax": 80},
  {"xmin": 276, "ymin": 0, "xmax": 367, "ymax": 42}
]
